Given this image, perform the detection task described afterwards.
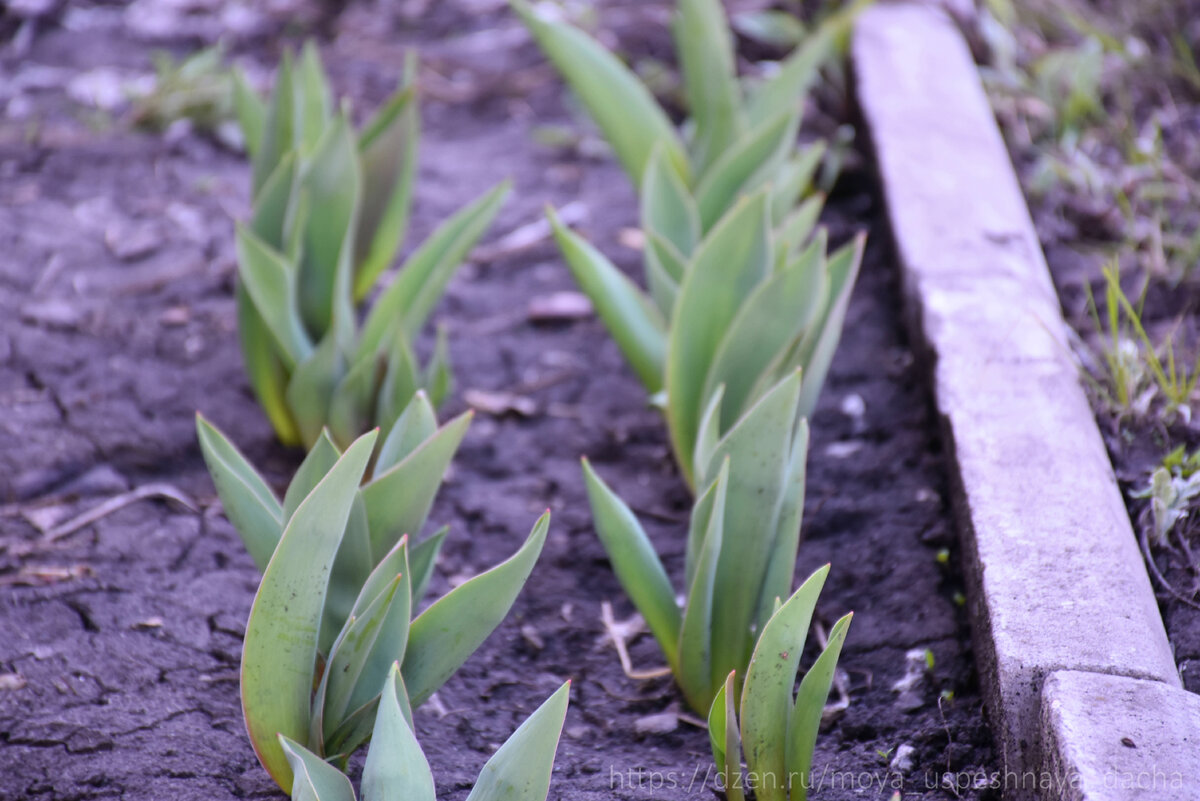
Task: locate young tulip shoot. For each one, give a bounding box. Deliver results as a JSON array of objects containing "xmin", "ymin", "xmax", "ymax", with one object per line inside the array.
[
  {"xmin": 232, "ymin": 43, "xmax": 508, "ymax": 449},
  {"xmin": 582, "ymin": 370, "xmax": 811, "ymax": 714},
  {"xmin": 709, "ymin": 567, "xmax": 852, "ymax": 801},
  {"xmin": 280, "ymin": 665, "xmax": 570, "ymax": 801},
  {"xmin": 198, "ymin": 415, "xmax": 550, "ymax": 791}
]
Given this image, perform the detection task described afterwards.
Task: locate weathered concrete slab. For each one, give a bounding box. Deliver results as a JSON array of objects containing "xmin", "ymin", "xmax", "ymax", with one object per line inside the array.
[
  {"xmin": 1041, "ymin": 671, "xmax": 1200, "ymax": 801},
  {"xmin": 852, "ymin": 0, "xmax": 1181, "ymax": 785}
]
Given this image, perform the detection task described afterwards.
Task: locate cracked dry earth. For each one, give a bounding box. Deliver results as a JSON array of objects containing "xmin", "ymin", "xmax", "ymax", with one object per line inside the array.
[{"xmin": 2, "ymin": 2, "xmax": 997, "ymax": 799}]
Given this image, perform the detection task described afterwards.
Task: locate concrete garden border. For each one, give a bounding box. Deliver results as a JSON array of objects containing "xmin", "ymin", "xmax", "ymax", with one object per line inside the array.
[{"xmin": 852, "ymin": 3, "xmax": 1198, "ymax": 799}]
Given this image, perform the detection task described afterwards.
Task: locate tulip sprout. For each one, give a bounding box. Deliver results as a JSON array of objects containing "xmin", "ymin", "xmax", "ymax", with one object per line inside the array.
[
  {"xmin": 709, "ymin": 568, "xmax": 852, "ymax": 801},
  {"xmin": 198, "ymin": 411, "xmax": 550, "ymax": 791},
  {"xmin": 232, "ymin": 43, "xmax": 508, "ymax": 449},
  {"xmin": 281, "ymin": 664, "xmax": 570, "ymax": 801}
]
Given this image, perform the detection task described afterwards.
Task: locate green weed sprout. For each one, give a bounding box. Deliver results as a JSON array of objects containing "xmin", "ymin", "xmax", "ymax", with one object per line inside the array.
[
  {"xmin": 233, "ymin": 43, "xmax": 508, "ymax": 449},
  {"xmin": 708, "ymin": 567, "xmax": 852, "ymax": 801},
  {"xmin": 197, "ymin": 410, "xmax": 550, "ymax": 791},
  {"xmin": 281, "ymin": 664, "xmax": 569, "ymax": 801},
  {"xmin": 583, "ymin": 371, "xmax": 818, "ymax": 714},
  {"xmin": 1086, "ymin": 260, "xmax": 1200, "ymax": 419}
]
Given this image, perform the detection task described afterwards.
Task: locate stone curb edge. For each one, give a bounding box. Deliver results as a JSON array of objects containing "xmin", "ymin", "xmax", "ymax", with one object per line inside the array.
[{"xmin": 850, "ymin": 3, "xmax": 1196, "ymax": 799}]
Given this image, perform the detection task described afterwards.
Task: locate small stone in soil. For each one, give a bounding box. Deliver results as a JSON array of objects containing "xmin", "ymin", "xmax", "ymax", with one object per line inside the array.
[
  {"xmin": 527, "ymin": 291, "xmax": 593, "ymax": 322},
  {"xmin": 889, "ymin": 743, "xmax": 916, "ymax": 773},
  {"xmin": 634, "ymin": 709, "xmax": 678, "ymax": 735}
]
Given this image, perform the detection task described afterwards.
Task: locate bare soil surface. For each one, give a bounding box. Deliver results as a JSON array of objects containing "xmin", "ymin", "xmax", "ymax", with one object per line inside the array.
[{"xmin": 1, "ymin": 2, "xmax": 996, "ymax": 799}]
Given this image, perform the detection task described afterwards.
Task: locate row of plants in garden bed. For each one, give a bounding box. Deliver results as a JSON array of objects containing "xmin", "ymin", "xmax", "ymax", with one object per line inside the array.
[
  {"xmin": 185, "ymin": 1, "xmax": 888, "ymax": 798},
  {"xmin": 978, "ymin": 0, "xmax": 1200, "ymax": 689}
]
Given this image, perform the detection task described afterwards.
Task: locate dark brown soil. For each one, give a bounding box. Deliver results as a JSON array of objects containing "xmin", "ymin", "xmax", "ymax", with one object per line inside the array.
[{"xmin": 1, "ymin": 2, "xmax": 996, "ymax": 799}]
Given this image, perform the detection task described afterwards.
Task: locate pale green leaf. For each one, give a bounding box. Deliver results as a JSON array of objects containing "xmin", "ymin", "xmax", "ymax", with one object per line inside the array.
[
  {"xmin": 739, "ymin": 565, "xmax": 830, "ymax": 801},
  {"xmin": 773, "ymin": 194, "xmax": 825, "ymax": 266},
  {"xmin": 641, "ymin": 145, "xmax": 701, "ymax": 257},
  {"xmin": 422, "ymin": 322, "xmax": 453, "ymax": 409},
  {"xmin": 278, "ymin": 735, "xmax": 357, "ymax": 801},
  {"xmin": 793, "ymin": 234, "xmax": 864, "ymax": 418},
  {"xmin": 722, "ymin": 669, "xmax": 746, "ymax": 801},
  {"xmin": 410, "ymin": 526, "xmax": 448, "ymax": 603},
  {"xmin": 701, "ymin": 238, "xmax": 828, "ymax": 431},
  {"xmin": 294, "ymin": 41, "xmax": 333, "ymax": 154},
  {"xmin": 465, "ymin": 681, "xmax": 570, "ymax": 801},
  {"xmin": 375, "ymin": 390, "xmax": 438, "ymax": 474},
  {"xmin": 196, "ymin": 414, "xmax": 283, "ymax": 572},
  {"xmin": 644, "ymin": 234, "xmax": 682, "ymax": 320},
  {"xmin": 251, "ymin": 152, "xmax": 297, "ymax": 250},
  {"xmin": 581, "ymin": 459, "xmax": 680, "ymax": 669},
  {"xmin": 690, "ymin": 385, "xmax": 724, "ymax": 497},
  {"xmin": 317, "ymin": 573, "xmax": 406, "ymax": 743},
  {"xmin": 283, "ymin": 431, "xmax": 341, "ymax": 524},
  {"xmin": 704, "ymin": 372, "xmax": 801, "ymax": 690},
  {"xmin": 677, "ymin": 459, "xmax": 727, "ymax": 713},
  {"xmin": 361, "ymin": 410, "xmax": 472, "ymax": 562},
  {"xmin": 327, "ymin": 353, "xmax": 378, "ymax": 449},
  {"xmin": 359, "ymin": 182, "xmax": 509, "ymax": 354},
  {"xmin": 355, "ymin": 83, "xmax": 419, "ymax": 298},
  {"xmin": 550, "ymin": 208, "xmax": 666, "ymax": 392},
  {"xmin": 236, "ymin": 286, "xmax": 303, "ymax": 447},
  {"xmin": 402, "ymin": 512, "xmax": 549, "ymax": 706},
  {"xmin": 297, "ymin": 115, "xmax": 361, "ymax": 337},
  {"xmin": 754, "ymin": 419, "xmax": 809, "ymax": 633},
  {"xmin": 770, "ymin": 146, "xmax": 825, "ymax": 229},
  {"xmin": 694, "ymin": 111, "xmax": 798, "ymax": 230},
  {"xmin": 683, "ymin": 448, "xmax": 723, "ymax": 591},
  {"xmin": 285, "ymin": 333, "xmax": 344, "ymax": 449},
  {"xmin": 373, "ymin": 325, "xmax": 422, "ymax": 449},
  {"xmin": 322, "ymin": 494, "xmax": 374, "ymax": 654},
  {"xmin": 252, "ymin": 52, "xmax": 295, "ymax": 196},
  {"xmin": 241, "ymin": 431, "xmax": 376, "ymax": 792},
  {"xmin": 236, "ymin": 223, "xmax": 314, "ymax": 369},
  {"xmin": 233, "ymin": 69, "xmax": 266, "ymax": 160},
  {"xmin": 674, "ymin": 0, "xmax": 744, "ymax": 176},
  {"xmin": 511, "ymin": 0, "xmax": 688, "ymax": 186},
  {"xmin": 666, "ymin": 191, "xmax": 771, "ymax": 487},
  {"xmin": 362, "ymin": 664, "xmax": 435, "ymax": 801},
  {"xmin": 707, "ymin": 674, "xmax": 728, "ymax": 772},
  {"xmin": 787, "ymin": 612, "xmax": 852, "ymax": 801}
]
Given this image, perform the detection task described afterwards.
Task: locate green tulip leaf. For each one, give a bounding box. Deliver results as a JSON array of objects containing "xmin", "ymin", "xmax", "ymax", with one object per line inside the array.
[
  {"xmin": 549, "ymin": 208, "xmax": 666, "ymax": 392},
  {"xmin": 581, "ymin": 459, "xmax": 681, "ymax": 668},
  {"xmin": 787, "ymin": 612, "xmax": 852, "ymax": 801},
  {"xmin": 297, "ymin": 115, "xmax": 361, "ymax": 337},
  {"xmin": 361, "ymin": 409, "xmax": 472, "ymax": 562},
  {"xmin": 362, "ymin": 664, "xmax": 435, "ymax": 801},
  {"xmin": 278, "ymin": 735, "xmax": 357, "ymax": 801},
  {"xmin": 694, "ymin": 111, "xmax": 798, "ymax": 230},
  {"xmin": 375, "ymin": 390, "xmax": 438, "ymax": 473},
  {"xmin": 196, "ymin": 414, "xmax": 283, "ymax": 572},
  {"xmin": 236, "ymin": 223, "xmax": 314, "ymax": 370},
  {"xmin": 511, "ymin": 0, "xmax": 688, "ymax": 186},
  {"xmin": 677, "ymin": 458, "xmax": 727, "ymax": 712},
  {"xmin": 739, "ymin": 565, "xmax": 830, "ymax": 801},
  {"xmin": 242, "ymin": 430, "xmax": 376, "ymax": 791},
  {"xmin": 402, "ymin": 512, "xmax": 550, "ymax": 706},
  {"xmin": 666, "ymin": 191, "xmax": 771, "ymax": 486},
  {"xmin": 673, "ymin": 0, "xmax": 744, "ymax": 176},
  {"xmin": 283, "ymin": 431, "xmax": 341, "ymax": 523},
  {"xmin": 355, "ymin": 80, "xmax": 419, "ymax": 298},
  {"xmin": 464, "ymin": 681, "xmax": 571, "ymax": 801}
]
